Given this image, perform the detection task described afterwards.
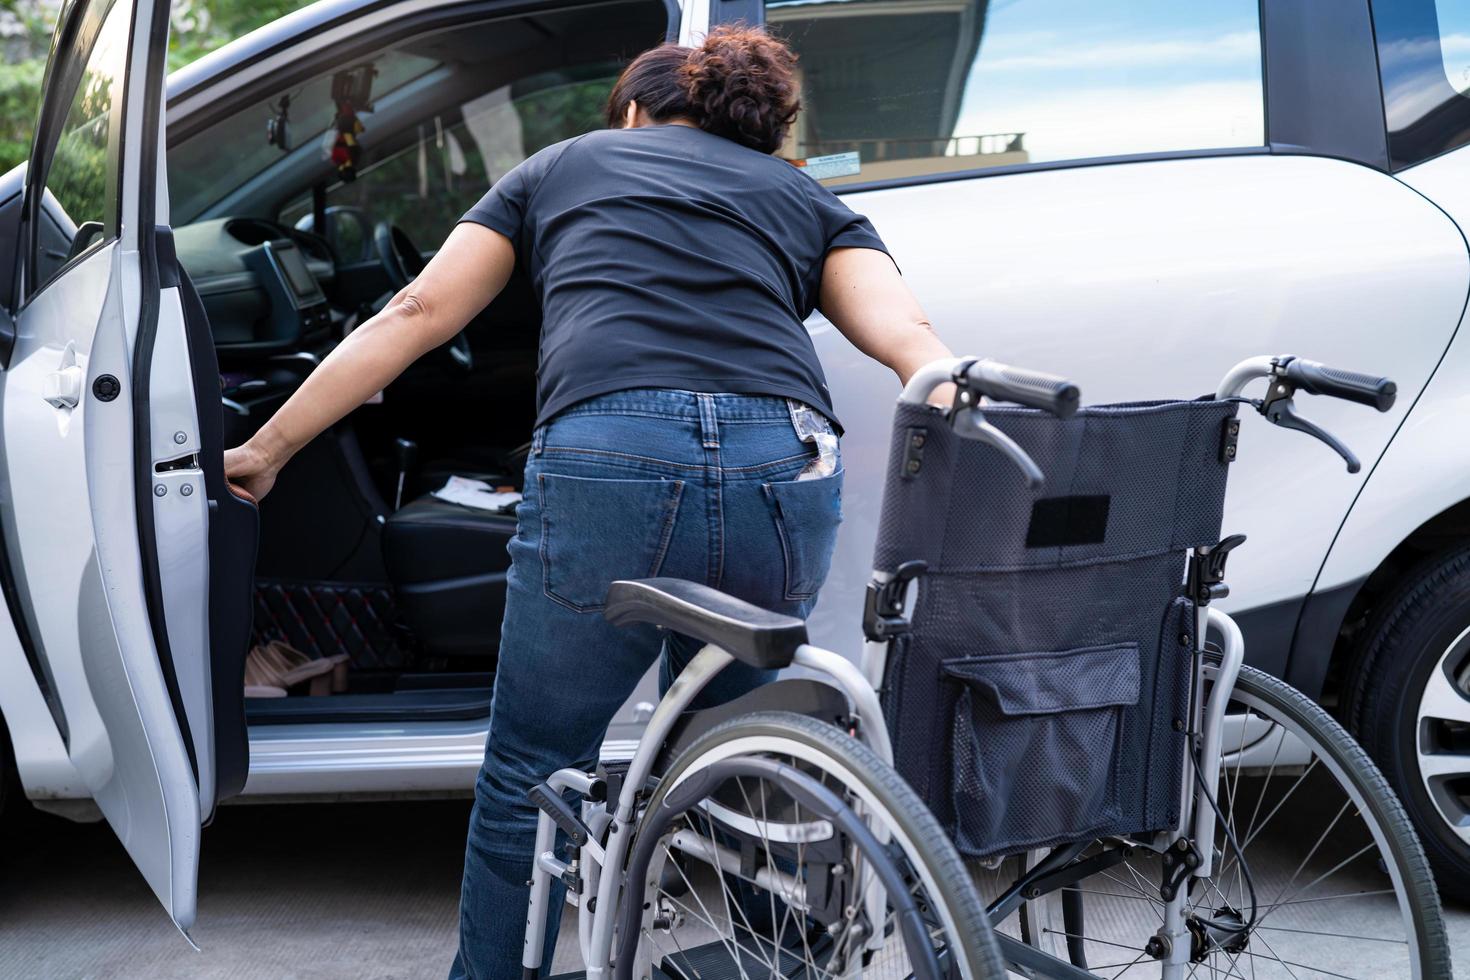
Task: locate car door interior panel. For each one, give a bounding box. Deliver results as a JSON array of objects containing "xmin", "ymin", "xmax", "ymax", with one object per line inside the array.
[{"xmin": 175, "ymin": 258, "xmax": 258, "ymax": 805}]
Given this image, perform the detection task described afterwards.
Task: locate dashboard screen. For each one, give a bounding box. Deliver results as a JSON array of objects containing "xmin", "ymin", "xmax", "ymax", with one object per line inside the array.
[{"xmin": 270, "ymin": 241, "xmax": 327, "ymax": 309}]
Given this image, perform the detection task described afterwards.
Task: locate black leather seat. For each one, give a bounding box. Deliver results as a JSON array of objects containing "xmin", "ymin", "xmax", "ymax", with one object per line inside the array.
[
  {"xmin": 603, "ymin": 578, "xmax": 809, "ymax": 669},
  {"xmin": 381, "ymin": 495, "xmax": 517, "ymax": 659}
]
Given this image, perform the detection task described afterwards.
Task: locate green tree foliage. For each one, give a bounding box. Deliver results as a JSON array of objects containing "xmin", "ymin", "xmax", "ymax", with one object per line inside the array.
[
  {"xmin": 0, "ymin": 0, "xmax": 315, "ymax": 175},
  {"xmin": 0, "ymin": 60, "xmax": 45, "ymax": 175},
  {"xmin": 518, "ymin": 80, "xmax": 612, "ymax": 156},
  {"xmin": 167, "ymin": 0, "xmax": 315, "ymax": 70}
]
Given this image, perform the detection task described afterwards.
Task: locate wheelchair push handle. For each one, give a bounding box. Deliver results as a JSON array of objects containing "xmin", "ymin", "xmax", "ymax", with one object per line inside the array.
[
  {"xmin": 959, "ymin": 359, "xmax": 1081, "ymax": 419},
  {"xmin": 1279, "ymin": 358, "xmax": 1397, "ymax": 412},
  {"xmin": 1215, "ymin": 354, "xmax": 1397, "ymax": 474},
  {"xmin": 899, "ymin": 356, "xmax": 1082, "ymax": 488}
]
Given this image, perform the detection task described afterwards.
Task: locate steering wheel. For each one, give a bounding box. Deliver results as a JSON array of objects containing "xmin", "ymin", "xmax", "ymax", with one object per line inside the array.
[{"xmin": 373, "ymin": 221, "xmax": 473, "ymax": 372}]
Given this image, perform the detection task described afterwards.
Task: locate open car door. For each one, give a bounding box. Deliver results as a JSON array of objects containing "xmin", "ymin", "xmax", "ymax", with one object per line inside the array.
[{"xmin": 2, "ymin": 0, "xmax": 256, "ymax": 935}]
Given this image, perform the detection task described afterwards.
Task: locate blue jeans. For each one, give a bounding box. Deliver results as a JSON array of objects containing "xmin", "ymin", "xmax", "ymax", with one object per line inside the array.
[{"xmin": 449, "ymin": 389, "xmax": 843, "ymax": 979}]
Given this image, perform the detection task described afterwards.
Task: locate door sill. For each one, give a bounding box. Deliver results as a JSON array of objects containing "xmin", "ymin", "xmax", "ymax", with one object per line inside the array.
[
  {"xmin": 240, "ymin": 721, "xmax": 640, "ymax": 797},
  {"xmin": 245, "ymin": 688, "xmax": 491, "ymax": 725}
]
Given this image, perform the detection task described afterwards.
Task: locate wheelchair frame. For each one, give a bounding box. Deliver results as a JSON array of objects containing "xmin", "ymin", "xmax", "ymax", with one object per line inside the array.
[
  {"xmin": 521, "ymin": 354, "xmax": 1416, "ymax": 980},
  {"xmin": 522, "ymin": 638, "xmax": 897, "ymax": 979}
]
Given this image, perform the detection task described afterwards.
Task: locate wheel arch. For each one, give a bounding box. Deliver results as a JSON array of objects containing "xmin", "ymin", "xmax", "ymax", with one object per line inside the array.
[
  {"xmin": 1293, "ymin": 279, "xmax": 1470, "ymax": 704},
  {"xmin": 1277, "ymin": 495, "xmax": 1470, "ymax": 708}
]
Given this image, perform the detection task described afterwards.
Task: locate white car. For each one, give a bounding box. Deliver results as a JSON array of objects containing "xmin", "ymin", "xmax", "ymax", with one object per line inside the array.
[{"xmin": 1, "ymin": 0, "xmax": 1469, "ymax": 935}]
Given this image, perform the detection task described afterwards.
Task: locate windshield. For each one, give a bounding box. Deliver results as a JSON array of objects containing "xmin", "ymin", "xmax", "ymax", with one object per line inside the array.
[{"xmin": 168, "ymin": 48, "xmax": 440, "ymax": 224}]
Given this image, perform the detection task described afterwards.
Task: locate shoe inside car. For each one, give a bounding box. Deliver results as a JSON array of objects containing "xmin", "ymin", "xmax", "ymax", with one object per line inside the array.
[{"xmin": 243, "ymin": 640, "xmax": 348, "ymax": 697}]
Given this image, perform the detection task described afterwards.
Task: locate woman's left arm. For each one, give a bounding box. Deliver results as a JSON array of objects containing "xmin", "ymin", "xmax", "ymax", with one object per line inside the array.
[
  {"xmin": 818, "ymin": 246, "xmax": 953, "ymax": 388},
  {"xmin": 225, "ymin": 222, "xmax": 516, "ymax": 500}
]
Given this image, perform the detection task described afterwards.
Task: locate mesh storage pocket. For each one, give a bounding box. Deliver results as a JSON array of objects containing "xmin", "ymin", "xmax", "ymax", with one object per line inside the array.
[{"xmin": 942, "ymin": 643, "xmax": 1141, "ymax": 857}]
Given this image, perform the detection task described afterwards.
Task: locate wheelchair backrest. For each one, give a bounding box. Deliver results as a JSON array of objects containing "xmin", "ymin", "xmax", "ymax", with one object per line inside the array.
[{"xmin": 872, "ymin": 397, "xmax": 1239, "ymax": 858}]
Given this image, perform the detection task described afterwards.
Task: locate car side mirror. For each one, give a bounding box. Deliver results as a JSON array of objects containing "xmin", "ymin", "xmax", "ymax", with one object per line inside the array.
[{"xmin": 64, "ymin": 221, "xmax": 104, "ymax": 263}]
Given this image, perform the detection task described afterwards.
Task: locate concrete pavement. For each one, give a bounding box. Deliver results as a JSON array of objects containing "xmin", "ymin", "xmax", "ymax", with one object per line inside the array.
[{"xmin": 0, "ymin": 796, "xmax": 1465, "ymax": 978}]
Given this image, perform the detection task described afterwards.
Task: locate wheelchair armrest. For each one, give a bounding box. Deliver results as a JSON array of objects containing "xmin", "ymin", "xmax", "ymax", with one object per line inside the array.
[{"xmin": 603, "ymin": 578, "xmax": 808, "ymax": 670}]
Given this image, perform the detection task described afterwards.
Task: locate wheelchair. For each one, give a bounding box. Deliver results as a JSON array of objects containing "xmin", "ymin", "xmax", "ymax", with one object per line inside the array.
[{"xmin": 521, "ymin": 355, "xmax": 1451, "ymax": 979}]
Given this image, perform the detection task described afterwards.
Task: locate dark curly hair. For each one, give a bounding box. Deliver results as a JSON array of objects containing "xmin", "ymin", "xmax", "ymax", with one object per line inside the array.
[{"xmin": 605, "ymin": 26, "xmax": 801, "ymax": 155}]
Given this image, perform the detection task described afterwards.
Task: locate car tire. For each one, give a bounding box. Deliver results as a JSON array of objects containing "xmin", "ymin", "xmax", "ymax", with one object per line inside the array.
[
  {"xmin": 1345, "ymin": 544, "xmax": 1470, "ymax": 902},
  {"xmin": 0, "ymin": 718, "xmax": 13, "ymax": 829}
]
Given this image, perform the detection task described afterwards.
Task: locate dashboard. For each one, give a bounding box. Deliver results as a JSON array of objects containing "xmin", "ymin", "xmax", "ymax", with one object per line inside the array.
[{"xmin": 174, "ymin": 217, "xmax": 339, "ymax": 355}]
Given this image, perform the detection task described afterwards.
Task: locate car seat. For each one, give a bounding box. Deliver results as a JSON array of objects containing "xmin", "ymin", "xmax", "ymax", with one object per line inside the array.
[{"xmin": 381, "ymin": 492, "xmax": 517, "ymax": 661}]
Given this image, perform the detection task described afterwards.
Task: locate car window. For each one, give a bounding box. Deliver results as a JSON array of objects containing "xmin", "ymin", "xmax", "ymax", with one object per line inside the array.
[
  {"xmin": 28, "ymin": 0, "xmax": 130, "ymax": 293},
  {"xmin": 169, "ymin": 50, "xmax": 441, "ymax": 224},
  {"xmin": 765, "ymin": 0, "xmax": 1265, "ymax": 187},
  {"xmin": 1371, "ymin": 0, "xmax": 1470, "ymax": 170},
  {"xmin": 280, "ymin": 67, "xmax": 621, "ymax": 254}
]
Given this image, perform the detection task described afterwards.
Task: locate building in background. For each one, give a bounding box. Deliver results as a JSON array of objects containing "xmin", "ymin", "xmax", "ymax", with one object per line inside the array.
[{"xmin": 773, "ymin": 0, "xmax": 1029, "ymax": 185}]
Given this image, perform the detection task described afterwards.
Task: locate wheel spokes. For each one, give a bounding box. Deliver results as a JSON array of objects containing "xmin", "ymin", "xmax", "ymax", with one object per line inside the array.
[
  {"xmin": 644, "ymin": 753, "xmax": 946, "ymax": 980},
  {"xmin": 982, "ymin": 700, "xmax": 1420, "ymax": 980}
]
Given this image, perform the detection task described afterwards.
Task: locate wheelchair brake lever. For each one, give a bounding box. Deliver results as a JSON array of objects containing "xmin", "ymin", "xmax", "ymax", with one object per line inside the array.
[
  {"xmin": 951, "ymin": 407, "xmax": 1045, "ymax": 487},
  {"xmin": 1262, "ymin": 396, "xmax": 1362, "ymax": 474}
]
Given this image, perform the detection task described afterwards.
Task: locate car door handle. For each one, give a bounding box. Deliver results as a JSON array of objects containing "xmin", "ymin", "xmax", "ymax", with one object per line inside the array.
[{"xmin": 43, "ymin": 341, "xmax": 83, "ymax": 410}]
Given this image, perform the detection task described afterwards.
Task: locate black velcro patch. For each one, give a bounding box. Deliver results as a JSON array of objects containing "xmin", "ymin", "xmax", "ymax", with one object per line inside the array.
[{"xmin": 1025, "ymin": 495, "xmax": 1111, "ymax": 548}]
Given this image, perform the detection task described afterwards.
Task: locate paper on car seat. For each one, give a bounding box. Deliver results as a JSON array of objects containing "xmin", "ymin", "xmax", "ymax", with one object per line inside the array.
[{"xmin": 432, "ymin": 475, "xmax": 522, "ymax": 512}]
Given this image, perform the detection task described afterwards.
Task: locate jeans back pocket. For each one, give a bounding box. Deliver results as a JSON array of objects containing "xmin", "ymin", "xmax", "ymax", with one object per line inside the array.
[
  {"xmin": 763, "ymin": 470, "xmax": 843, "ymax": 601},
  {"xmin": 942, "ymin": 642, "xmax": 1140, "ymax": 857},
  {"xmin": 538, "ymin": 473, "xmax": 685, "ymax": 612}
]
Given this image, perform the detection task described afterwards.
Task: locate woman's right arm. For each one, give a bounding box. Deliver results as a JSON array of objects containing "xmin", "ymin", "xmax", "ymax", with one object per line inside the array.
[
  {"xmin": 818, "ymin": 246, "xmax": 954, "ymax": 397},
  {"xmin": 224, "ymin": 222, "xmax": 516, "ymax": 500}
]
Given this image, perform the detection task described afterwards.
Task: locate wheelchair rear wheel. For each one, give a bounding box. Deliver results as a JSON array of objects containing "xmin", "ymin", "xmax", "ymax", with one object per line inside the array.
[
  {"xmin": 978, "ymin": 659, "xmax": 1452, "ymax": 979},
  {"xmin": 625, "ymin": 710, "xmax": 1005, "ymax": 979}
]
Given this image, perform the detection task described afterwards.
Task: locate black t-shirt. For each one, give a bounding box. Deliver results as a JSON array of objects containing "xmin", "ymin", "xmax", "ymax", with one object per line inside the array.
[{"xmin": 459, "ymin": 124, "xmax": 889, "ymax": 429}]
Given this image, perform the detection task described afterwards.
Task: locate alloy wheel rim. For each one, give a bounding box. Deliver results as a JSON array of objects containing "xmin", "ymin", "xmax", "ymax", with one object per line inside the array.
[{"xmin": 1415, "ymin": 623, "xmax": 1470, "ymax": 846}]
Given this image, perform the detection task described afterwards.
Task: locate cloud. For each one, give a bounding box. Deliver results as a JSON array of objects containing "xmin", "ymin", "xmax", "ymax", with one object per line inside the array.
[
  {"xmin": 1376, "ymin": 33, "xmax": 1470, "ymax": 118},
  {"xmin": 1443, "ymin": 32, "xmax": 1470, "ymax": 57},
  {"xmin": 955, "ymin": 79, "xmax": 1264, "ymax": 163},
  {"xmin": 972, "ymin": 30, "xmax": 1260, "ymax": 73}
]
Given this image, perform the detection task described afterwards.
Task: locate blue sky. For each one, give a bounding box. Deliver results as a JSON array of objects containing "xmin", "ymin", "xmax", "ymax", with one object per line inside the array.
[{"xmin": 952, "ymin": 0, "xmax": 1264, "ymax": 162}]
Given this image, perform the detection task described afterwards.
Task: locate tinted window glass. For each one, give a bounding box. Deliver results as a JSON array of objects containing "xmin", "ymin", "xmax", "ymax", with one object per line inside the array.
[
  {"xmin": 170, "ymin": 1, "xmax": 669, "ymax": 225},
  {"xmin": 280, "ymin": 68, "xmax": 621, "ymax": 249},
  {"xmin": 1371, "ymin": 0, "xmax": 1470, "ymax": 169},
  {"xmin": 169, "ymin": 50, "xmax": 441, "ymax": 223},
  {"xmin": 765, "ymin": 0, "xmax": 1265, "ymax": 186},
  {"xmin": 31, "ymin": 0, "xmax": 129, "ymax": 290}
]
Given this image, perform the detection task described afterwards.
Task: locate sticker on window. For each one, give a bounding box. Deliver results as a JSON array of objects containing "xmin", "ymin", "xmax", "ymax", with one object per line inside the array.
[{"xmin": 792, "ymin": 151, "xmax": 861, "ymax": 181}]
